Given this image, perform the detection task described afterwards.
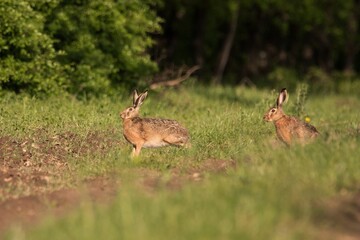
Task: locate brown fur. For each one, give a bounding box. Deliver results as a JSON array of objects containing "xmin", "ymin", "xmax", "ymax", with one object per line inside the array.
[
  {"xmin": 120, "ymin": 90, "xmax": 190, "ymax": 156},
  {"xmin": 263, "ymin": 88, "xmax": 319, "ymax": 146}
]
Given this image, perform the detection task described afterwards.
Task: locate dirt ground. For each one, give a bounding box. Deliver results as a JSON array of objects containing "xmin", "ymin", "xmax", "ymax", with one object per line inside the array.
[
  {"xmin": 0, "ymin": 130, "xmax": 360, "ymax": 239},
  {"xmin": 0, "ymin": 129, "xmax": 120, "ymax": 234}
]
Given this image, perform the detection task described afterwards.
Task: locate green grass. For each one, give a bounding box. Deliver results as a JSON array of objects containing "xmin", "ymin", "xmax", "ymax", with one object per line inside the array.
[{"xmin": 1, "ymin": 85, "xmax": 360, "ymax": 240}]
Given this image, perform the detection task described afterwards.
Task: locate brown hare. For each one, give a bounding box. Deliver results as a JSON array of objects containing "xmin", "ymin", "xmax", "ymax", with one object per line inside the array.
[
  {"xmin": 263, "ymin": 88, "xmax": 319, "ymax": 146},
  {"xmin": 120, "ymin": 90, "xmax": 190, "ymax": 156}
]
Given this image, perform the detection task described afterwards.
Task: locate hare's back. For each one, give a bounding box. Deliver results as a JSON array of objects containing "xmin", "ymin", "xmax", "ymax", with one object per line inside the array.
[
  {"xmin": 142, "ymin": 118, "xmax": 189, "ymax": 136},
  {"xmin": 293, "ymin": 118, "xmax": 319, "ymax": 138},
  {"xmin": 140, "ymin": 118, "xmax": 189, "ymax": 148}
]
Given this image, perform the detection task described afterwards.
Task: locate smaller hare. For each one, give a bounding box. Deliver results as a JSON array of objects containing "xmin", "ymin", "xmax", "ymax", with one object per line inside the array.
[
  {"xmin": 120, "ymin": 90, "xmax": 190, "ymax": 156},
  {"xmin": 263, "ymin": 88, "xmax": 319, "ymax": 146}
]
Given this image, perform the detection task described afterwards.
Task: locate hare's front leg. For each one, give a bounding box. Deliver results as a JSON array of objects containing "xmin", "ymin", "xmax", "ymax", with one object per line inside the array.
[{"xmin": 131, "ymin": 144, "xmax": 143, "ymax": 157}]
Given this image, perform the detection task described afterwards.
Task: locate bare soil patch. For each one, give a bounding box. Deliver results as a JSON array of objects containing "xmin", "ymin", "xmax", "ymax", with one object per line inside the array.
[
  {"xmin": 318, "ymin": 191, "xmax": 360, "ymax": 240},
  {"xmin": 0, "ymin": 129, "xmax": 120, "ymax": 200},
  {"xmin": 0, "ymin": 129, "xmax": 121, "ymax": 236},
  {"xmin": 0, "ymin": 157, "xmax": 236, "ymax": 236},
  {"xmin": 139, "ymin": 158, "xmax": 237, "ymax": 192},
  {"xmin": 0, "ymin": 176, "xmax": 119, "ymax": 236}
]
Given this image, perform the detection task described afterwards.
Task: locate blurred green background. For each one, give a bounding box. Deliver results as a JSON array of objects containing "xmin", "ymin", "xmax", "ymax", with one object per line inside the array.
[{"xmin": 1, "ymin": 0, "xmax": 360, "ymax": 96}]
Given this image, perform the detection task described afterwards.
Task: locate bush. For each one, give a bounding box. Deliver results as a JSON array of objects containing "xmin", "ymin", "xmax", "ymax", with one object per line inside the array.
[
  {"xmin": 0, "ymin": 0, "xmax": 67, "ymax": 95},
  {"xmin": 0, "ymin": 0, "xmax": 161, "ymax": 96},
  {"xmin": 46, "ymin": 0, "xmax": 161, "ymax": 95}
]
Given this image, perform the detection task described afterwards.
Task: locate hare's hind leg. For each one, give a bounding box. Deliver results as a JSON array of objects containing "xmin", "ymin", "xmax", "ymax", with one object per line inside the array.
[{"xmin": 164, "ymin": 135, "xmax": 189, "ymax": 147}]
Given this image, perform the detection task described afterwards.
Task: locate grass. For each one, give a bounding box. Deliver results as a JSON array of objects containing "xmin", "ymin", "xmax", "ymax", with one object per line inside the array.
[{"xmin": 1, "ymin": 84, "xmax": 360, "ymax": 240}]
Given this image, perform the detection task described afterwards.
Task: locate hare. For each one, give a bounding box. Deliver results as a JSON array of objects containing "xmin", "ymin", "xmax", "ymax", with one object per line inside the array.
[
  {"xmin": 120, "ymin": 90, "xmax": 190, "ymax": 156},
  {"xmin": 263, "ymin": 88, "xmax": 319, "ymax": 146}
]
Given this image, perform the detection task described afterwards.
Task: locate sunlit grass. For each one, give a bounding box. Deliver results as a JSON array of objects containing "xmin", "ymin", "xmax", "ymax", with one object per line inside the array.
[{"xmin": 1, "ymin": 85, "xmax": 360, "ymax": 240}]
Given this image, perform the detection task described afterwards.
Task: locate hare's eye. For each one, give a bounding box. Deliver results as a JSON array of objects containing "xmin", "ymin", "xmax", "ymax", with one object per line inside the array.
[
  {"xmin": 271, "ymin": 109, "xmax": 276, "ymax": 113},
  {"xmin": 129, "ymin": 107, "xmax": 134, "ymax": 111}
]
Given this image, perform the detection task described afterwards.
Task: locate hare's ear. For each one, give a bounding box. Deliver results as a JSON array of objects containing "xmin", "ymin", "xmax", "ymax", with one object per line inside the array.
[
  {"xmin": 276, "ymin": 88, "xmax": 288, "ymax": 108},
  {"xmin": 134, "ymin": 91, "xmax": 148, "ymax": 108},
  {"xmin": 133, "ymin": 90, "xmax": 139, "ymax": 105}
]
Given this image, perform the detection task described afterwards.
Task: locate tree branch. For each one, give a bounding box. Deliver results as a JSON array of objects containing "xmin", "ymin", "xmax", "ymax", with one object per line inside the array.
[{"xmin": 150, "ymin": 65, "xmax": 201, "ymax": 89}]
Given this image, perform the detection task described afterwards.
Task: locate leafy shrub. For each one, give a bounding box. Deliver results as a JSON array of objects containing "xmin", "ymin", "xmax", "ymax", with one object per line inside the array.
[
  {"xmin": 0, "ymin": 0, "xmax": 67, "ymax": 95},
  {"xmin": 0, "ymin": 0, "xmax": 161, "ymax": 96},
  {"xmin": 46, "ymin": 0, "xmax": 161, "ymax": 95}
]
